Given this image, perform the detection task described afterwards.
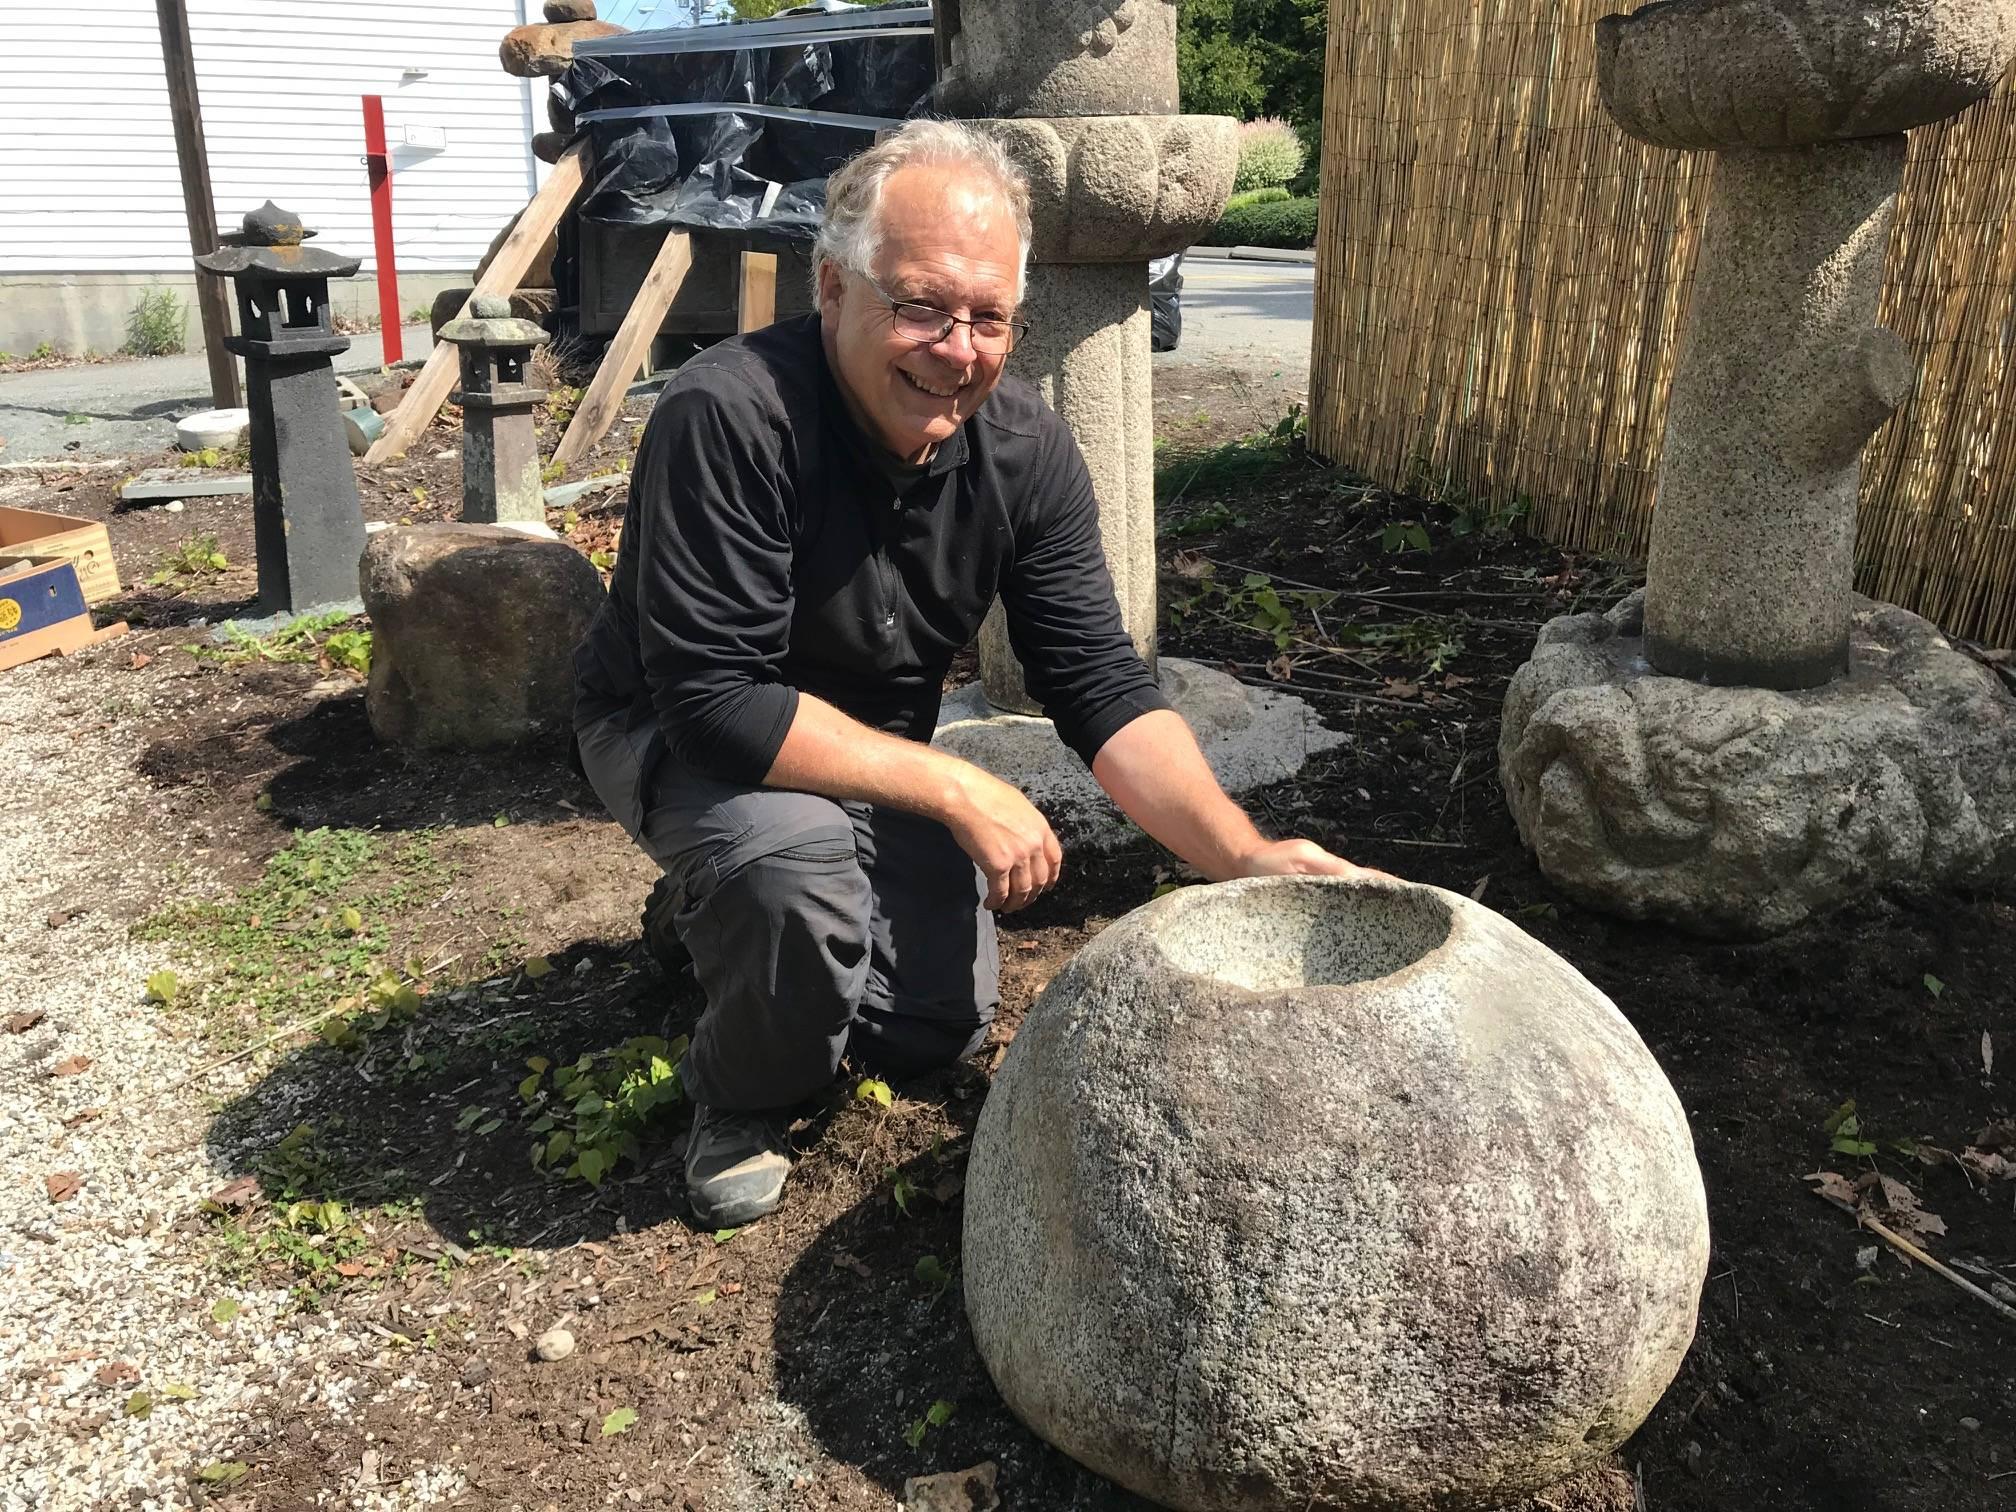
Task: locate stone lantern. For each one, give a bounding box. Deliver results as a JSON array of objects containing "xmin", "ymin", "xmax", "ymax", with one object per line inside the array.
[
  {"xmin": 196, "ymin": 202, "xmax": 367, "ymax": 621},
  {"xmin": 937, "ymin": 0, "xmax": 1237, "ymax": 712},
  {"xmin": 439, "ymin": 294, "xmax": 552, "ymax": 529}
]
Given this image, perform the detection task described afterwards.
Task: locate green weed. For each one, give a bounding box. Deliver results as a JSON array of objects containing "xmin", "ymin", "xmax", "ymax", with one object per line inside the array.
[
  {"xmin": 124, "ymin": 288, "xmax": 188, "ymax": 357},
  {"xmin": 151, "ymin": 534, "xmax": 228, "ymax": 585},
  {"xmin": 517, "ymin": 1036, "xmax": 689, "ymax": 1187}
]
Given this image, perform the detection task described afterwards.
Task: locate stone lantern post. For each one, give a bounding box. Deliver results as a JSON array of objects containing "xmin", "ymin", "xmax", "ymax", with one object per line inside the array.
[
  {"xmin": 937, "ymin": 0, "xmax": 1236, "ymax": 712},
  {"xmin": 1497, "ymin": 0, "xmax": 2016, "ymax": 938},
  {"xmin": 440, "ymin": 294, "xmax": 552, "ymax": 528},
  {"xmin": 196, "ymin": 202, "xmax": 368, "ymax": 620}
]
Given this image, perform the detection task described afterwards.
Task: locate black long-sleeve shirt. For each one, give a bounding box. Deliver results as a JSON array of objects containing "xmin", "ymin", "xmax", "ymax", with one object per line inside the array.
[{"xmin": 573, "ymin": 314, "xmax": 1168, "ymax": 785}]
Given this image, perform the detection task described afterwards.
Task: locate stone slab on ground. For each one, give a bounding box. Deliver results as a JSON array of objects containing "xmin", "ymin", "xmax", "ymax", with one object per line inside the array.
[
  {"xmin": 118, "ymin": 469, "xmax": 253, "ymax": 502},
  {"xmin": 932, "ymin": 658, "xmax": 1345, "ymax": 839},
  {"xmin": 1499, "ymin": 590, "xmax": 2016, "ymax": 938}
]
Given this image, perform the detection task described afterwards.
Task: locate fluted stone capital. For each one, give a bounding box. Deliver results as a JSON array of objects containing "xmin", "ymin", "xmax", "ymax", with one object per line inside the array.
[
  {"xmin": 972, "ymin": 115, "xmax": 1236, "ymax": 264},
  {"xmin": 1598, "ymin": 0, "xmax": 2016, "ymax": 149}
]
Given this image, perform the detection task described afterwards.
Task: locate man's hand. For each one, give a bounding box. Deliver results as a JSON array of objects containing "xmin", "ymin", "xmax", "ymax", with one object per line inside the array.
[
  {"xmin": 1233, "ymin": 837, "xmax": 1392, "ymax": 883},
  {"xmin": 945, "ymin": 766, "xmax": 1063, "ymax": 912}
]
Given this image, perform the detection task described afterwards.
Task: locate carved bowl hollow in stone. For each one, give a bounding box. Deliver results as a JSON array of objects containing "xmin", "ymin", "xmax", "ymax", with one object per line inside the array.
[
  {"xmin": 1598, "ymin": 0, "xmax": 2016, "ymax": 149},
  {"xmin": 963, "ymin": 876, "xmax": 1710, "ymax": 1512}
]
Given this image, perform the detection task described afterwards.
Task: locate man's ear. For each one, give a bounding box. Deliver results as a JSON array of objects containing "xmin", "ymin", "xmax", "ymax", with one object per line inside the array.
[{"xmin": 816, "ymin": 259, "xmax": 846, "ymax": 322}]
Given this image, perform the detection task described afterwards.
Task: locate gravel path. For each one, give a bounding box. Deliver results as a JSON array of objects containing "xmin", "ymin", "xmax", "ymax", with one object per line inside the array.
[{"xmin": 0, "ymin": 653, "xmax": 346, "ymax": 1509}]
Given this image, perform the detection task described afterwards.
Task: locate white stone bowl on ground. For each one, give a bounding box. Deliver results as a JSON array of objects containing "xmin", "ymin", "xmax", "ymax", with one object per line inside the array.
[
  {"xmin": 963, "ymin": 876, "xmax": 1709, "ymax": 1512},
  {"xmin": 174, "ymin": 407, "xmax": 249, "ymax": 451}
]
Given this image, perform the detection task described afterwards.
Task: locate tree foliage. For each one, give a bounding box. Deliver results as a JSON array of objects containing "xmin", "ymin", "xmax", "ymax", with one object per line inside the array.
[{"xmin": 1176, "ymin": 0, "xmax": 1328, "ymax": 178}]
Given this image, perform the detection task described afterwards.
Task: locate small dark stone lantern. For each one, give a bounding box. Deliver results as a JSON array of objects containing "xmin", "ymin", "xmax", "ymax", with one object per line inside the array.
[
  {"xmin": 440, "ymin": 295, "xmax": 551, "ymax": 528},
  {"xmin": 196, "ymin": 201, "xmax": 367, "ymax": 619}
]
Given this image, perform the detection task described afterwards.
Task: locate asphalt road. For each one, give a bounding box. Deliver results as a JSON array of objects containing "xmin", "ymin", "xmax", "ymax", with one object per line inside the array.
[
  {"xmin": 0, "ymin": 261, "xmax": 1315, "ymax": 464},
  {"xmin": 0, "ymin": 325, "xmax": 430, "ymax": 463},
  {"xmin": 1158, "ymin": 257, "xmax": 1315, "ymax": 384}
]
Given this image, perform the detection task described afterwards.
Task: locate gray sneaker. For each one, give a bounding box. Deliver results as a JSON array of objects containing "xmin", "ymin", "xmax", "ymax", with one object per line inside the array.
[{"xmin": 684, "ymin": 1105, "xmax": 792, "ymax": 1227}]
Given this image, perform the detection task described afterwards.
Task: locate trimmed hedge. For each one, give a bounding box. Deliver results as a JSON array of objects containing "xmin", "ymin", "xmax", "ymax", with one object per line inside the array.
[
  {"xmin": 1224, "ymin": 186, "xmax": 1292, "ymax": 211},
  {"xmin": 1199, "ymin": 195, "xmax": 1319, "ymax": 250}
]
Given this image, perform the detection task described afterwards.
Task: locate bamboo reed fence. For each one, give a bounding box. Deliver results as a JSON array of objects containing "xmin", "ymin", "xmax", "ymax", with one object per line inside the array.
[{"xmin": 1310, "ymin": 0, "xmax": 2016, "ymax": 646}]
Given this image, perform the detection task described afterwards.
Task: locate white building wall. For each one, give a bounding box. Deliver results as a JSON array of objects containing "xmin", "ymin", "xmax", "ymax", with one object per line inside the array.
[{"xmin": 0, "ymin": 0, "xmax": 540, "ymax": 351}]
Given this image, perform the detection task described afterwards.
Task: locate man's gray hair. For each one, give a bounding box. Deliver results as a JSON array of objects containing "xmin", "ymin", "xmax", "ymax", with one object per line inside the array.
[{"xmin": 814, "ymin": 119, "xmax": 1033, "ymax": 295}]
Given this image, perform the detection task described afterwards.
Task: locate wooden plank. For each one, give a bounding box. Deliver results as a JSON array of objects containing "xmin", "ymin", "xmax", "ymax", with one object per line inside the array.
[
  {"xmin": 550, "ymin": 230, "xmax": 695, "ymax": 470},
  {"xmin": 364, "ymin": 142, "xmax": 591, "ymax": 465},
  {"xmin": 154, "ymin": 0, "xmax": 240, "ymax": 410},
  {"xmin": 737, "ymin": 251, "xmax": 779, "ymax": 334}
]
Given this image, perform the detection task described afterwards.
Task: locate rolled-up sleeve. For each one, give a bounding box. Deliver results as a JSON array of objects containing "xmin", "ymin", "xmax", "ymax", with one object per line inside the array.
[
  {"xmin": 1000, "ymin": 417, "xmax": 1171, "ymax": 766},
  {"xmin": 632, "ymin": 376, "xmax": 801, "ymax": 783}
]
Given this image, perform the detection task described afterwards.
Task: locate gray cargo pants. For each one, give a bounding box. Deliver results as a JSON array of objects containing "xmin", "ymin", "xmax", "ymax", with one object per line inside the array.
[{"xmin": 577, "ymin": 706, "xmax": 999, "ymax": 1112}]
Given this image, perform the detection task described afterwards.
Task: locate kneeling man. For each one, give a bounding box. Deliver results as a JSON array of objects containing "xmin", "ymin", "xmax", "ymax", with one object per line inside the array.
[{"xmin": 574, "ymin": 120, "xmax": 1374, "ymax": 1226}]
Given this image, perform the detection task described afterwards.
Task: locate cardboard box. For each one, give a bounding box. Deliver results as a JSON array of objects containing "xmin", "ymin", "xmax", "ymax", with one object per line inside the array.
[
  {"xmin": 0, "ymin": 505, "xmax": 120, "ymax": 605},
  {"xmin": 0, "ymin": 555, "xmax": 126, "ymax": 672}
]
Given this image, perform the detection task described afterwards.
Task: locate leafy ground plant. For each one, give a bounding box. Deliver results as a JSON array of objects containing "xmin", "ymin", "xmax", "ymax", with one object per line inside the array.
[
  {"xmin": 150, "ymin": 534, "xmax": 228, "ymax": 585},
  {"xmin": 517, "ymin": 1035, "xmax": 689, "ymax": 1187}
]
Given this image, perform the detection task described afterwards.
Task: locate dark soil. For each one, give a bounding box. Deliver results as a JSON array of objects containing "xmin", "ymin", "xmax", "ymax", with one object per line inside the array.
[{"xmin": 16, "ymin": 374, "xmax": 2015, "ymax": 1510}]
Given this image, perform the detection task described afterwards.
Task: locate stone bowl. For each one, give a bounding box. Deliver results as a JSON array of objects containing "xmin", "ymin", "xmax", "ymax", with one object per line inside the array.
[
  {"xmin": 1597, "ymin": 0, "xmax": 2016, "ymax": 149},
  {"xmin": 963, "ymin": 876, "xmax": 1709, "ymax": 1512}
]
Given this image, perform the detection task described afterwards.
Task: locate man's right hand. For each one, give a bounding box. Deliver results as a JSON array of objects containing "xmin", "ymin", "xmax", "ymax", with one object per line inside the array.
[{"xmin": 946, "ymin": 766, "xmax": 1063, "ymax": 912}]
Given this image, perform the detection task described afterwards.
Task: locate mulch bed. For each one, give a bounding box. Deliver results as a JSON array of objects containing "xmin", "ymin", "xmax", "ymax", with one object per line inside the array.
[{"xmin": 14, "ymin": 393, "xmax": 2015, "ymax": 1510}]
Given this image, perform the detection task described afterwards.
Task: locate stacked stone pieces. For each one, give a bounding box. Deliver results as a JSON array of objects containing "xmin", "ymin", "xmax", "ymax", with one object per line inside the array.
[
  {"xmin": 1596, "ymin": 0, "xmax": 2016, "ymax": 689},
  {"xmin": 937, "ymin": 0, "xmax": 1237, "ymax": 712},
  {"xmin": 1495, "ymin": 1, "xmax": 2016, "ymax": 938},
  {"xmin": 439, "ymin": 294, "xmax": 552, "ymax": 529},
  {"xmin": 194, "ymin": 202, "xmax": 368, "ymax": 621}
]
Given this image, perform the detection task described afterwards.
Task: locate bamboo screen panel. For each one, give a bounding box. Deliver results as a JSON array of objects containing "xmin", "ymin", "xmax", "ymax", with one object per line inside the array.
[{"xmin": 1310, "ymin": 0, "xmax": 2016, "ymax": 646}]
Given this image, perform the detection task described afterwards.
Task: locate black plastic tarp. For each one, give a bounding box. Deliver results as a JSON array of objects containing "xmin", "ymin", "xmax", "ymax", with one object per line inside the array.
[{"xmin": 561, "ymin": 3, "xmax": 934, "ymax": 240}]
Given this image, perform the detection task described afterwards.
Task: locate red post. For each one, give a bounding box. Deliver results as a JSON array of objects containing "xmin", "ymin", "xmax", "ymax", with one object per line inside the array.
[{"xmin": 362, "ymin": 95, "xmax": 402, "ymax": 364}]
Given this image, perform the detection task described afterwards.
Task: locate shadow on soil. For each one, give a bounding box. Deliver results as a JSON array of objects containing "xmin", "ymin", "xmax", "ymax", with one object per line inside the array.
[{"xmin": 203, "ymin": 942, "xmax": 705, "ymax": 1254}]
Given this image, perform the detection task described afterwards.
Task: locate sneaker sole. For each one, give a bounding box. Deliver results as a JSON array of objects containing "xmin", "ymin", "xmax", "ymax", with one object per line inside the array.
[{"xmin": 688, "ymin": 1171, "xmax": 788, "ymax": 1229}]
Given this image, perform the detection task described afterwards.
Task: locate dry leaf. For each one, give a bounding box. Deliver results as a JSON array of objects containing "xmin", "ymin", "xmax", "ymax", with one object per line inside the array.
[
  {"xmin": 46, "ymin": 1172, "xmax": 82, "ymax": 1203},
  {"xmin": 1169, "ymin": 549, "xmax": 1213, "ymax": 579},
  {"xmin": 1960, "ymin": 1146, "xmax": 2014, "ymax": 1182},
  {"xmin": 334, "ymin": 1260, "xmax": 369, "ymax": 1277},
  {"xmin": 5, "ymin": 1010, "xmax": 45, "ymax": 1034},
  {"xmin": 129, "ymin": 651, "xmax": 152, "ymax": 671},
  {"xmin": 1383, "ymin": 678, "xmax": 1420, "ymax": 699},
  {"xmin": 94, "ymin": 1360, "xmax": 139, "ymax": 1387},
  {"xmin": 50, "ymin": 1055, "xmax": 91, "ymax": 1077},
  {"xmin": 1806, "ymin": 1170, "xmax": 1859, "ymax": 1209},
  {"xmin": 1441, "ymin": 673, "xmax": 1476, "ymax": 689},
  {"xmin": 1266, "ymin": 654, "xmax": 1295, "ymax": 682},
  {"xmin": 721, "ymin": 1282, "xmax": 743, "ymax": 1296},
  {"xmin": 831, "ymin": 1252, "xmax": 873, "ymax": 1279},
  {"xmin": 206, "ymin": 1175, "xmax": 262, "ymax": 1210}
]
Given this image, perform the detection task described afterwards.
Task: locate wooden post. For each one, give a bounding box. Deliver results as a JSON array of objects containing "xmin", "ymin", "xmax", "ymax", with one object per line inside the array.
[
  {"xmin": 155, "ymin": 0, "xmax": 240, "ymax": 409},
  {"xmin": 364, "ymin": 141, "xmax": 591, "ymax": 464},
  {"xmin": 737, "ymin": 251, "xmax": 778, "ymax": 334},
  {"xmin": 550, "ymin": 230, "xmax": 695, "ymax": 470}
]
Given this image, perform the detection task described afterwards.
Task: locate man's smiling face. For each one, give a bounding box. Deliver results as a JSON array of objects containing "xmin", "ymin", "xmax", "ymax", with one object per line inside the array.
[{"xmin": 818, "ymin": 163, "xmax": 1023, "ymax": 464}]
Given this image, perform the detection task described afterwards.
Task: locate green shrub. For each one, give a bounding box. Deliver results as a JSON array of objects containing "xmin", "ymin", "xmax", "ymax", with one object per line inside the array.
[
  {"xmin": 124, "ymin": 288, "xmax": 187, "ymax": 357},
  {"xmin": 1225, "ymin": 186, "xmax": 1292, "ymax": 211},
  {"xmin": 1200, "ymin": 195, "xmax": 1320, "ymax": 250},
  {"xmin": 1233, "ymin": 117, "xmax": 1304, "ymax": 193}
]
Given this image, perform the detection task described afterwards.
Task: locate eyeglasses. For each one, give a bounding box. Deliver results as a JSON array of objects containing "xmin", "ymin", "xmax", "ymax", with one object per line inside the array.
[{"xmin": 865, "ymin": 276, "xmax": 1028, "ymax": 356}]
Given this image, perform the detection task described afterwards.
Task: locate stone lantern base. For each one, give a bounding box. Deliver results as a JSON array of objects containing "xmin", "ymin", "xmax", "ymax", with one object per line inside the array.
[
  {"xmin": 1499, "ymin": 591, "xmax": 2016, "ymax": 938},
  {"xmin": 933, "ymin": 659, "xmax": 1344, "ymax": 843}
]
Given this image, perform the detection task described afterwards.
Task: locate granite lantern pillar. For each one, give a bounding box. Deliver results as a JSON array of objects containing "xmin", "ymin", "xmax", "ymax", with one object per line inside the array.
[
  {"xmin": 196, "ymin": 202, "xmax": 368, "ymax": 620},
  {"xmin": 937, "ymin": 1, "xmax": 1236, "ymax": 712},
  {"xmin": 440, "ymin": 294, "xmax": 551, "ymax": 528}
]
